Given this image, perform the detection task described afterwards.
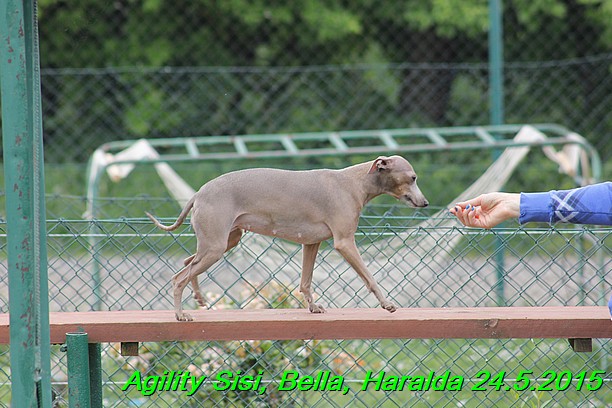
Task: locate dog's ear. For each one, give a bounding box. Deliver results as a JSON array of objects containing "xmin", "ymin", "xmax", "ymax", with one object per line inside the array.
[{"xmin": 367, "ymin": 156, "xmax": 392, "ymax": 174}]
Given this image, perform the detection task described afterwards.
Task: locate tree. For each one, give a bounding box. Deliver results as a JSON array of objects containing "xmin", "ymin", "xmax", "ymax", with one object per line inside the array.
[{"xmin": 32, "ymin": 0, "xmax": 612, "ymax": 162}]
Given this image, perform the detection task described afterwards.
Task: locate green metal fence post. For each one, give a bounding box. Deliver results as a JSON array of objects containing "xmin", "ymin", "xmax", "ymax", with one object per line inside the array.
[
  {"xmin": 67, "ymin": 333, "xmax": 91, "ymax": 408},
  {"xmin": 489, "ymin": 0, "xmax": 506, "ymax": 305},
  {"xmin": 84, "ymin": 155, "xmax": 104, "ymax": 311},
  {"xmin": 88, "ymin": 343, "xmax": 103, "ymax": 408},
  {"xmin": 0, "ymin": 0, "xmax": 52, "ymax": 406},
  {"xmin": 488, "ymin": 0, "xmax": 504, "ymax": 127}
]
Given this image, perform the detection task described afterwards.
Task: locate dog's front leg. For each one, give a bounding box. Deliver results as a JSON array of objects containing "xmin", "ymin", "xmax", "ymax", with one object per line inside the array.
[
  {"xmin": 333, "ymin": 236, "xmax": 397, "ymax": 312},
  {"xmin": 300, "ymin": 242, "xmax": 325, "ymax": 313}
]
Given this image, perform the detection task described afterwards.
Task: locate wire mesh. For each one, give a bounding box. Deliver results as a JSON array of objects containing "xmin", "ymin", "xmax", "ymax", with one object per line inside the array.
[
  {"xmin": 1, "ymin": 1, "xmax": 608, "ymax": 164},
  {"xmin": 0, "ymin": 1, "xmax": 611, "ymax": 406},
  {"xmin": 37, "ymin": 57, "xmax": 611, "ymax": 165},
  {"xmin": 0, "ymin": 194, "xmax": 610, "ymax": 407}
]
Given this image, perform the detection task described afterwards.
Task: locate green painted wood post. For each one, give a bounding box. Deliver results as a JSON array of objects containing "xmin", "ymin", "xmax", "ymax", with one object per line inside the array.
[
  {"xmin": 0, "ymin": 0, "xmax": 52, "ymax": 407},
  {"xmin": 67, "ymin": 333, "xmax": 91, "ymax": 408}
]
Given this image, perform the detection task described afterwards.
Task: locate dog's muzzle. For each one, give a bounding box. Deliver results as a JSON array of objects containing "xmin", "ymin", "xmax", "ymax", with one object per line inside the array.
[{"xmin": 403, "ymin": 195, "xmax": 429, "ymax": 208}]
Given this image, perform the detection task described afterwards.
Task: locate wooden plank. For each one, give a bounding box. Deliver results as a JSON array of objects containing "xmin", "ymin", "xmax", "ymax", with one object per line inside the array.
[{"xmin": 0, "ymin": 307, "xmax": 610, "ymax": 344}]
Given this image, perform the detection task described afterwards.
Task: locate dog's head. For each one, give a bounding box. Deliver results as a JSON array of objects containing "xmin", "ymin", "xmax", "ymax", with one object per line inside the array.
[{"xmin": 368, "ymin": 155, "xmax": 429, "ymax": 208}]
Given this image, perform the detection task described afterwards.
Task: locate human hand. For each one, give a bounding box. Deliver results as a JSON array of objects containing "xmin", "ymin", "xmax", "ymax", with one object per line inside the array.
[{"xmin": 449, "ymin": 192, "xmax": 520, "ymax": 229}]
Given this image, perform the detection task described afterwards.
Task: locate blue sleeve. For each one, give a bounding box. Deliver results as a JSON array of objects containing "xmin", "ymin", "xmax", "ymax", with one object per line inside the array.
[{"xmin": 519, "ymin": 182, "xmax": 612, "ymax": 226}]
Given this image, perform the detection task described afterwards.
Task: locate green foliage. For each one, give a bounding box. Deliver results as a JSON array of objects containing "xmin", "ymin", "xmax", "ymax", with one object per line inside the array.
[
  {"xmin": 511, "ymin": 0, "xmax": 567, "ymax": 29},
  {"xmin": 403, "ymin": 0, "xmax": 490, "ymax": 39},
  {"xmin": 24, "ymin": 0, "xmax": 610, "ymax": 164},
  {"xmin": 124, "ymin": 83, "xmax": 183, "ymax": 136},
  {"xmin": 579, "ymin": 0, "xmax": 612, "ymax": 47},
  {"xmin": 301, "ymin": 0, "xmax": 363, "ymax": 42},
  {"xmin": 36, "ymin": 0, "xmax": 610, "ymax": 66}
]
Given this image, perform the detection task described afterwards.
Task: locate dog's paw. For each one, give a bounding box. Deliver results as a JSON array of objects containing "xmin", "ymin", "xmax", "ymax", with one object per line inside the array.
[
  {"xmin": 194, "ymin": 296, "xmax": 209, "ymax": 308},
  {"xmin": 309, "ymin": 304, "xmax": 326, "ymax": 314},
  {"xmin": 176, "ymin": 312, "xmax": 194, "ymax": 321},
  {"xmin": 382, "ymin": 302, "xmax": 397, "ymax": 313}
]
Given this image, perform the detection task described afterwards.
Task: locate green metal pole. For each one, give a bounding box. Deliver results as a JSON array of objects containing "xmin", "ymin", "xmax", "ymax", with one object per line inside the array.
[
  {"xmin": 28, "ymin": 0, "xmax": 52, "ymax": 402},
  {"xmin": 88, "ymin": 343, "xmax": 103, "ymax": 408},
  {"xmin": 489, "ymin": 0, "xmax": 504, "ymax": 127},
  {"xmin": 84, "ymin": 155, "xmax": 104, "ymax": 311},
  {"xmin": 489, "ymin": 0, "xmax": 506, "ymax": 306},
  {"xmin": 67, "ymin": 333, "xmax": 91, "ymax": 408},
  {"xmin": 0, "ymin": 1, "xmax": 52, "ymax": 407},
  {"xmin": 89, "ymin": 176, "xmax": 103, "ymax": 311}
]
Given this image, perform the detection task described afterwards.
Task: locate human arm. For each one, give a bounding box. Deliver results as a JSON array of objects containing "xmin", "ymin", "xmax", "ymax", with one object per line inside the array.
[
  {"xmin": 519, "ymin": 181, "xmax": 612, "ymax": 225},
  {"xmin": 450, "ymin": 182, "xmax": 612, "ymax": 228}
]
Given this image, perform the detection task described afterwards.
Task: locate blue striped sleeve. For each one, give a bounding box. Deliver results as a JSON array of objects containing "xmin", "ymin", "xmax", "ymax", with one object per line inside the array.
[{"xmin": 519, "ymin": 182, "xmax": 612, "ymax": 226}]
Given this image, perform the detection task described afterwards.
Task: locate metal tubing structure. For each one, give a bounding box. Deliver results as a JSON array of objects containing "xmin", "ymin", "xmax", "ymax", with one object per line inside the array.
[{"xmin": 0, "ymin": 1, "xmax": 51, "ymax": 406}]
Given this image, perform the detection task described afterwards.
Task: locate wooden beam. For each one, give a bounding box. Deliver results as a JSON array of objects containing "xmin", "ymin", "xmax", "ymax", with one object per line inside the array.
[
  {"xmin": 0, "ymin": 307, "xmax": 610, "ymax": 344},
  {"xmin": 568, "ymin": 338, "xmax": 593, "ymax": 352},
  {"xmin": 120, "ymin": 342, "xmax": 139, "ymax": 356}
]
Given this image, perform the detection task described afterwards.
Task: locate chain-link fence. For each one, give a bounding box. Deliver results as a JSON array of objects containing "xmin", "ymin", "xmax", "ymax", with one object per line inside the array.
[
  {"xmin": 1, "ymin": 1, "xmax": 611, "ymax": 406},
  {"xmin": 37, "ymin": 54, "xmax": 612, "ymax": 166},
  {"xmin": 1, "ymin": 161, "xmax": 611, "ymax": 406},
  {"xmin": 0, "ymin": 201, "xmax": 611, "ymax": 406},
  {"xmin": 1, "ymin": 1, "xmax": 610, "ymax": 165}
]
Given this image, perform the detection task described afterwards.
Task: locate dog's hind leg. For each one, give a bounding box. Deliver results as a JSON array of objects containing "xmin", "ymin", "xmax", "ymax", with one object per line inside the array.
[
  {"xmin": 174, "ymin": 215, "xmax": 236, "ymax": 321},
  {"xmin": 174, "ymin": 245, "xmax": 225, "ymax": 321},
  {"xmin": 188, "ymin": 228, "xmax": 243, "ymax": 309}
]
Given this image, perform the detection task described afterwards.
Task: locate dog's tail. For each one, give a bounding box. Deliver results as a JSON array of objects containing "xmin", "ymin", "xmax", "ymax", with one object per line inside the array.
[{"xmin": 146, "ymin": 195, "xmax": 196, "ymax": 232}]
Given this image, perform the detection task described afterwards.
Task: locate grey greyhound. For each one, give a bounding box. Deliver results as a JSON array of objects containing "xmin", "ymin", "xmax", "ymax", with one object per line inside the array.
[{"xmin": 147, "ymin": 155, "xmax": 429, "ymax": 321}]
